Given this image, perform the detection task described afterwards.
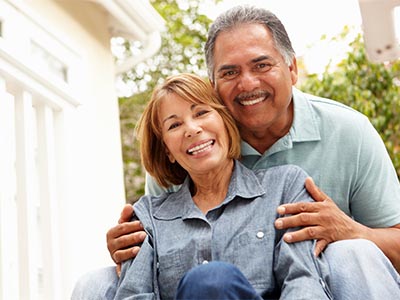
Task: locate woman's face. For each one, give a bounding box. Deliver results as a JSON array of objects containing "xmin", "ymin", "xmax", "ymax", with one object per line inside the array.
[{"xmin": 160, "ymin": 93, "xmax": 231, "ymax": 177}]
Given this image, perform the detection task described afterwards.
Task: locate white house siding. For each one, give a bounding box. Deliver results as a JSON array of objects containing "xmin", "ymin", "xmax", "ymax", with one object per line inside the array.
[{"xmin": 0, "ymin": 0, "xmax": 136, "ymax": 298}]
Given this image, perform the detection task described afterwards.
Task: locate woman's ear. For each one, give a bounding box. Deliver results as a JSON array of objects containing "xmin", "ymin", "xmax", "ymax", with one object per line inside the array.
[{"xmin": 166, "ymin": 148, "xmax": 176, "ymax": 163}]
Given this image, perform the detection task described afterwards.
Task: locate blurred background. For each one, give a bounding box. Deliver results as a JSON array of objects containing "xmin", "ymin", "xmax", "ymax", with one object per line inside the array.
[{"xmin": 0, "ymin": 0, "xmax": 399, "ymax": 299}]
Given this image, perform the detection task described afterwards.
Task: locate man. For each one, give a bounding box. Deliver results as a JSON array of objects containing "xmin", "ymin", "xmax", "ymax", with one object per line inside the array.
[{"xmin": 73, "ymin": 5, "xmax": 400, "ymax": 299}]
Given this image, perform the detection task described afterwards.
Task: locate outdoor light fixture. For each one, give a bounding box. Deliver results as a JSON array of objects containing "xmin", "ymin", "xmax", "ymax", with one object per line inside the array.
[{"xmin": 358, "ymin": 0, "xmax": 400, "ymax": 62}]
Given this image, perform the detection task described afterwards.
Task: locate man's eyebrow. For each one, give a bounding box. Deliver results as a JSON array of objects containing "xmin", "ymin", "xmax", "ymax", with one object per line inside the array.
[
  {"xmin": 252, "ymin": 55, "xmax": 271, "ymax": 63},
  {"xmin": 217, "ymin": 55, "xmax": 272, "ymax": 73},
  {"xmin": 216, "ymin": 64, "xmax": 237, "ymax": 73}
]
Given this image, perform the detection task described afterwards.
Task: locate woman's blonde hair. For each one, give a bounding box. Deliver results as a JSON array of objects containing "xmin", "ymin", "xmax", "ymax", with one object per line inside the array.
[{"xmin": 136, "ymin": 73, "xmax": 241, "ymax": 188}]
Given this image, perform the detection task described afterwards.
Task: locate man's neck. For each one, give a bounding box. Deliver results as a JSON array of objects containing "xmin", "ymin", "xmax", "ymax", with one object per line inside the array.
[
  {"xmin": 241, "ymin": 131, "xmax": 285, "ymax": 154},
  {"xmin": 240, "ymin": 102, "xmax": 294, "ymax": 154}
]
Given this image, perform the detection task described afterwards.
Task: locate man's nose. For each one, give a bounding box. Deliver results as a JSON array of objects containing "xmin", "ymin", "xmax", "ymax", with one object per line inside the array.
[{"xmin": 238, "ymin": 72, "xmax": 260, "ymax": 91}]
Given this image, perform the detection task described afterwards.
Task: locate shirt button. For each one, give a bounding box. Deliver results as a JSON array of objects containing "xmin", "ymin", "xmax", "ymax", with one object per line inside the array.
[
  {"xmin": 256, "ymin": 231, "xmax": 264, "ymax": 239},
  {"xmin": 202, "ymin": 260, "xmax": 209, "ymax": 264}
]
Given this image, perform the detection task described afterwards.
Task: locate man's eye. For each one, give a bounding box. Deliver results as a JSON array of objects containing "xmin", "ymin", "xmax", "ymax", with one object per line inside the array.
[
  {"xmin": 220, "ymin": 70, "xmax": 238, "ymax": 80},
  {"xmin": 256, "ymin": 63, "xmax": 272, "ymax": 72}
]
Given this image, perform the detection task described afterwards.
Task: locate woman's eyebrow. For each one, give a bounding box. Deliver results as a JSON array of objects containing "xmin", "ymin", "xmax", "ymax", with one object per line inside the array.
[{"xmin": 162, "ymin": 114, "xmax": 177, "ymax": 124}]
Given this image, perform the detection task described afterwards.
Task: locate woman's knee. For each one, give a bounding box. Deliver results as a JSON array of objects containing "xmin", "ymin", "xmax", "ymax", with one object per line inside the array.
[
  {"xmin": 180, "ymin": 261, "xmax": 238, "ymax": 287},
  {"xmin": 324, "ymin": 239, "xmax": 391, "ymax": 276},
  {"xmin": 325, "ymin": 239, "xmax": 382, "ymax": 262},
  {"xmin": 71, "ymin": 266, "xmax": 119, "ymax": 300},
  {"xmin": 176, "ymin": 262, "xmax": 260, "ymax": 300}
]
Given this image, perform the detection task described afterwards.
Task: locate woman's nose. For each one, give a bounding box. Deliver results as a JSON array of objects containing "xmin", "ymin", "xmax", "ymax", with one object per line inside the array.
[{"xmin": 184, "ymin": 122, "xmax": 202, "ymax": 138}]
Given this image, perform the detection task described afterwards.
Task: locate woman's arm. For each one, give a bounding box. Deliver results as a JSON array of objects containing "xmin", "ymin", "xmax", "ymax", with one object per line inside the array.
[
  {"xmin": 274, "ymin": 237, "xmax": 331, "ymax": 299},
  {"xmin": 273, "ymin": 166, "xmax": 331, "ymax": 299},
  {"xmin": 114, "ymin": 235, "xmax": 156, "ymax": 300}
]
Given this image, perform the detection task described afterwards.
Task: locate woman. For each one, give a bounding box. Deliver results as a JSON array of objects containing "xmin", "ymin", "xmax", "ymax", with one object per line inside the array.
[{"xmin": 114, "ymin": 73, "xmax": 331, "ymax": 300}]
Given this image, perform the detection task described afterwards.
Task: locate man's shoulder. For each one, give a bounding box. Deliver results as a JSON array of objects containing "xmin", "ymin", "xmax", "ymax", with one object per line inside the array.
[
  {"xmin": 299, "ymin": 90, "xmax": 364, "ymax": 117},
  {"xmin": 295, "ymin": 89, "xmax": 369, "ymax": 131}
]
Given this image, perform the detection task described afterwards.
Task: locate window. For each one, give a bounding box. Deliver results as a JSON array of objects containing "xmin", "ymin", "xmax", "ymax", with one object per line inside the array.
[{"xmin": 31, "ymin": 41, "xmax": 69, "ymax": 83}]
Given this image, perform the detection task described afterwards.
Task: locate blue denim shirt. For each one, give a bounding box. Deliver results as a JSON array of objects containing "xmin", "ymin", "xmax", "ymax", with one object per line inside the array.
[
  {"xmin": 115, "ymin": 161, "xmax": 330, "ymax": 300},
  {"xmin": 146, "ymin": 87, "xmax": 400, "ymax": 228}
]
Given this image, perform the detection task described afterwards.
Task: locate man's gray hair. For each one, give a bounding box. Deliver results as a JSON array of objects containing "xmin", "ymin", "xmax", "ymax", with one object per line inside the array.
[{"xmin": 205, "ymin": 5, "xmax": 296, "ymax": 83}]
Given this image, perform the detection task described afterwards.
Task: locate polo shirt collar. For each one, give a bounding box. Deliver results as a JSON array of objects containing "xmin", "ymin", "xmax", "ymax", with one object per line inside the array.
[
  {"xmin": 290, "ymin": 87, "xmax": 321, "ymax": 142},
  {"xmin": 153, "ymin": 161, "xmax": 265, "ymax": 220}
]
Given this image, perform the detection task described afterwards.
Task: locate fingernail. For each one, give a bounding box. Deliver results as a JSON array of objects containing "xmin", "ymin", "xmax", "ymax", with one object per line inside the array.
[
  {"xmin": 284, "ymin": 234, "xmax": 292, "ymax": 242},
  {"xmin": 275, "ymin": 219, "xmax": 283, "ymax": 229},
  {"xmin": 277, "ymin": 206, "xmax": 285, "ymax": 214}
]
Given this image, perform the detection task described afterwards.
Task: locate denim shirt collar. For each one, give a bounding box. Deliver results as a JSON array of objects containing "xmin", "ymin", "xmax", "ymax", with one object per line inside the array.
[{"xmin": 153, "ymin": 160, "xmax": 265, "ymax": 220}]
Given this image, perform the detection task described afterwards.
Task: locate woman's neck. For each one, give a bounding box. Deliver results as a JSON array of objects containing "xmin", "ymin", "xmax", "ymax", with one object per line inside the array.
[{"xmin": 190, "ymin": 159, "xmax": 234, "ymax": 214}]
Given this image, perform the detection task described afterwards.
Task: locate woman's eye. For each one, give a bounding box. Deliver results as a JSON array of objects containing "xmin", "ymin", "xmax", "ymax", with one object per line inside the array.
[
  {"xmin": 168, "ymin": 122, "xmax": 180, "ymax": 130},
  {"xmin": 195, "ymin": 110, "xmax": 209, "ymax": 117}
]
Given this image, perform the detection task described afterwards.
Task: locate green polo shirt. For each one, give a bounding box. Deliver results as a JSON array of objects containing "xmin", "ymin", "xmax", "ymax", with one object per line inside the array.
[{"xmin": 145, "ymin": 87, "xmax": 400, "ymax": 228}]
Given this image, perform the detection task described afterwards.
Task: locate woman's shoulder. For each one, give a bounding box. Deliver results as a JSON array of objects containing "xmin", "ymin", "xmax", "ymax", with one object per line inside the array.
[
  {"xmin": 134, "ymin": 192, "xmax": 172, "ymax": 211},
  {"xmin": 254, "ymin": 164, "xmax": 307, "ymax": 178}
]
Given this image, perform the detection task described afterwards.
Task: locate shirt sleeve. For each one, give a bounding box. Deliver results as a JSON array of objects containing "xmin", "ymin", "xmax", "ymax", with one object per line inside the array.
[
  {"xmin": 114, "ymin": 198, "xmax": 158, "ymax": 300},
  {"xmin": 274, "ymin": 239, "xmax": 332, "ymax": 299},
  {"xmin": 350, "ymin": 118, "xmax": 400, "ymax": 227},
  {"xmin": 114, "ymin": 236, "xmax": 156, "ymax": 300},
  {"xmin": 274, "ymin": 166, "xmax": 332, "ymax": 299}
]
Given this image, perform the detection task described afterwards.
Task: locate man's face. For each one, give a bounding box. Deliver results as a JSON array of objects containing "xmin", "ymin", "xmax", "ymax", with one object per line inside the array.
[{"xmin": 212, "ymin": 23, "xmax": 298, "ymax": 137}]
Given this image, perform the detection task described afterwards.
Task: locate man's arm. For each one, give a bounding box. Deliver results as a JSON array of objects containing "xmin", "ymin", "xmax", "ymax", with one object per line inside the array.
[
  {"xmin": 107, "ymin": 174, "xmax": 174, "ymax": 273},
  {"xmin": 274, "ymin": 177, "xmax": 400, "ymax": 272}
]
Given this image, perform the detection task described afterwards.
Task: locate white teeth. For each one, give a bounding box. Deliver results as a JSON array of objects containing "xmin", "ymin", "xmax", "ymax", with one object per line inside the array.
[
  {"xmin": 188, "ymin": 140, "xmax": 213, "ymax": 155},
  {"xmin": 240, "ymin": 96, "xmax": 264, "ymax": 106}
]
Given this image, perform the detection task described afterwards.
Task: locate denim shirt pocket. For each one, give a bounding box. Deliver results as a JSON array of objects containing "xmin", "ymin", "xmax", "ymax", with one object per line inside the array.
[
  {"xmin": 233, "ymin": 227, "xmax": 276, "ymax": 289},
  {"xmin": 157, "ymin": 249, "xmax": 193, "ymax": 299}
]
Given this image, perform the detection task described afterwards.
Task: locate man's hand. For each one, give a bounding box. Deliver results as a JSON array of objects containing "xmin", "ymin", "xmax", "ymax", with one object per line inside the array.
[
  {"xmin": 107, "ymin": 204, "xmax": 147, "ymax": 275},
  {"xmin": 274, "ymin": 177, "xmax": 364, "ymax": 256}
]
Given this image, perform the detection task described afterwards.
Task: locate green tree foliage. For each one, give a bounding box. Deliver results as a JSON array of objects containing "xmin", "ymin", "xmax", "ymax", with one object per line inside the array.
[
  {"xmin": 119, "ymin": 0, "xmax": 212, "ymax": 202},
  {"xmin": 300, "ymin": 29, "xmax": 400, "ymax": 178}
]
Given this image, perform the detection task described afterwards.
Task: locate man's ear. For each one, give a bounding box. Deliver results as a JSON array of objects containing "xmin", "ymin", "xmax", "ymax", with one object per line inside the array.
[
  {"xmin": 289, "ymin": 56, "xmax": 298, "ymax": 85},
  {"xmin": 209, "ymin": 78, "xmax": 216, "ymax": 89}
]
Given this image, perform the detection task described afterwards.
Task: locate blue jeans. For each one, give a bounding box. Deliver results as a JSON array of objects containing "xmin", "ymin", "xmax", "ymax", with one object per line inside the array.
[
  {"xmin": 175, "ymin": 261, "xmax": 262, "ymax": 300},
  {"xmin": 71, "ymin": 266, "xmax": 118, "ymax": 300},
  {"xmin": 321, "ymin": 239, "xmax": 400, "ymax": 299},
  {"xmin": 71, "ymin": 239, "xmax": 400, "ymax": 299}
]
